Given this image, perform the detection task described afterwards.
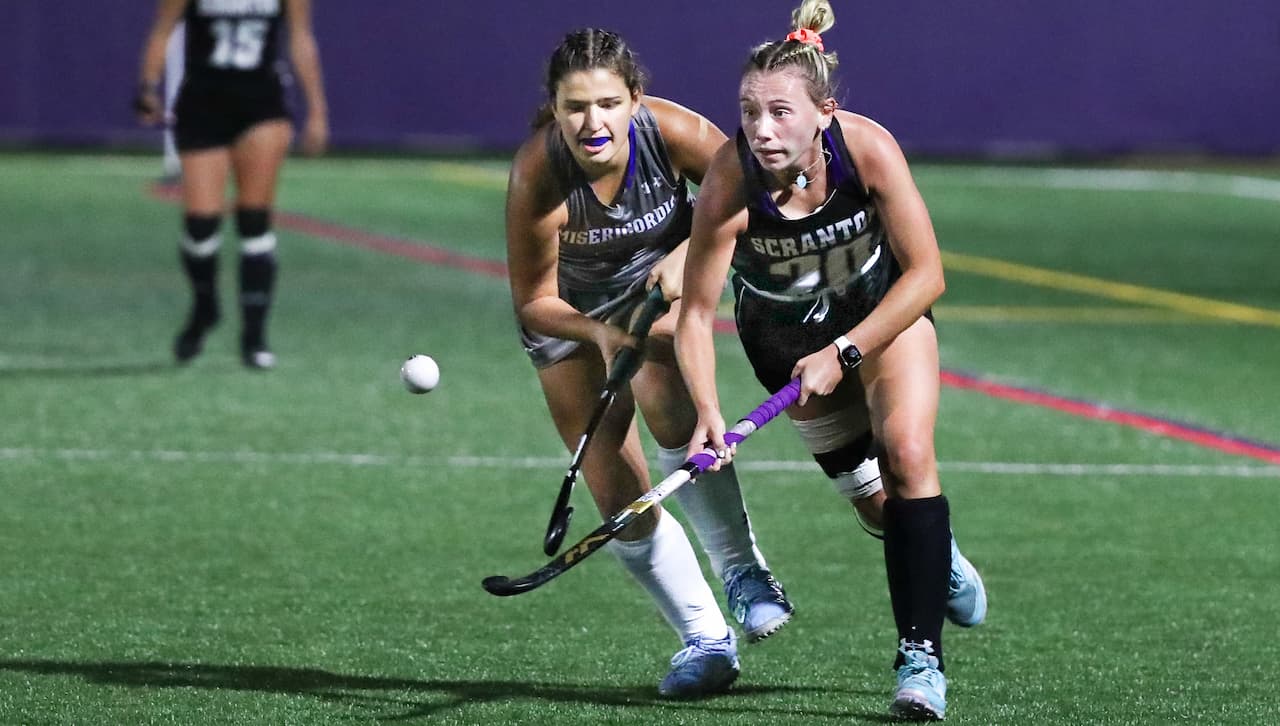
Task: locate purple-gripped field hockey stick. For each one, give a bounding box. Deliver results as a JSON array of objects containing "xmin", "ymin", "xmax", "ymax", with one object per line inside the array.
[
  {"xmin": 542, "ymin": 285, "xmax": 669, "ymax": 555},
  {"xmin": 483, "ymin": 379, "xmax": 801, "ymax": 597}
]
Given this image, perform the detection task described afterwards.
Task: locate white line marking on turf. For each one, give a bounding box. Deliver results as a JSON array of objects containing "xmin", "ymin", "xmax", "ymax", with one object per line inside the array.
[
  {"xmin": 921, "ymin": 167, "xmax": 1280, "ymax": 203},
  {"xmin": 938, "ymin": 461, "xmax": 1280, "ymax": 478},
  {"xmin": 39, "ymin": 156, "xmax": 1280, "ymax": 206},
  {"xmin": 2, "ymin": 447, "xmax": 1277, "ymax": 478},
  {"xmin": 42, "ymin": 156, "xmax": 511, "ymax": 188}
]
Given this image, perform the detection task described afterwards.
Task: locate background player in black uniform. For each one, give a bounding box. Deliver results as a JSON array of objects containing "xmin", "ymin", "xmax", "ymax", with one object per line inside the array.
[
  {"xmin": 135, "ymin": 0, "xmax": 328, "ymax": 369},
  {"xmin": 506, "ymin": 29, "xmax": 797, "ymax": 698},
  {"xmin": 676, "ymin": 0, "xmax": 983, "ymax": 719}
]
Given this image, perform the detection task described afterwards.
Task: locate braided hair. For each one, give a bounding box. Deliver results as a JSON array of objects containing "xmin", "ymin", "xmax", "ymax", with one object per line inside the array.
[{"xmin": 531, "ymin": 28, "xmax": 649, "ymax": 128}]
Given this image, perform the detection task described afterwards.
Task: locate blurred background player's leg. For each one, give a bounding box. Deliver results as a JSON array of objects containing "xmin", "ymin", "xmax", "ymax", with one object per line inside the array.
[
  {"xmin": 236, "ymin": 207, "xmax": 277, "ymax": 369},
  {"xmin": 173, "ymin": 148, "xmax": 231, "ymax": 363},
  {"xmin": 174, "ymin": 213, "xmax": 222, "ymax": 362},
  {"xmin": 229, "ymin": 120, "xmax": 292, "ymax": 369},
  {"xmin": 162, "ymin": 21, "xmax": 184, "ymax": 183}
]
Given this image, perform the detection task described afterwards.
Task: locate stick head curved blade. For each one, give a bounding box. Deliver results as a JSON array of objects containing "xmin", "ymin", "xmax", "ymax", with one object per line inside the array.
[
  {"xmin": 481, "ymin": 575, "xmax": 535, "ymax": 597},
  {"xmin": 481, "ymin": 575, "xmax": 511, "ymax": 595},
  {"xmin": 542, "ymin": 506, "xmax": 573, "ymax": 556}
]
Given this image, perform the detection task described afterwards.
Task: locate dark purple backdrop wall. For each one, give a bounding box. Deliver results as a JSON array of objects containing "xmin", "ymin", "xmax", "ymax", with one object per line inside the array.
[{"xmin": 2, "ymin": 1, "xmax": 1277, "ymax": 156}]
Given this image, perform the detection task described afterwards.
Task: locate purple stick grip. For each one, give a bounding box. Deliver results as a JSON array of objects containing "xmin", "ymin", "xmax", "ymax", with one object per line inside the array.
[
  {"xmin": 688, "ymin": 451, "xmax": 718, "ymax": 470},
  {"xmin": 686, "ymin": 379, "xmax": 800, "ymax": 473},
  {"xmin": 743, "ymin": 379, "xmax": 801, "ymax": 429}
]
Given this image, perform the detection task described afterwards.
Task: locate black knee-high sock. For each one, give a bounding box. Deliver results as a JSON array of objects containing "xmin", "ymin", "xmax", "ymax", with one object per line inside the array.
[
  {"xmin": 180, "ymin": 214, "xmax": 222, "ymax": 325},
  {"xmin": 883, "ymin": 495, "xmax": 952, "ymax": 670},
  {"xmin": 181, "ymin": 251, "xmax": 220, "ymax": 322},
  {"xmin": 236, "ymin": 207, "xmax": 276, "ymax": 350},
  {"xmin": 238, "ymin": 251, "xmax": 277, "ymax": 349}
]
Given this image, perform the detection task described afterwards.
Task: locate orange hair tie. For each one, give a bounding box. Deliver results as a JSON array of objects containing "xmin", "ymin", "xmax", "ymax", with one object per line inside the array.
[{"xmin": 785, "ymin": 28, "xmax": 824, "ymax": 51}]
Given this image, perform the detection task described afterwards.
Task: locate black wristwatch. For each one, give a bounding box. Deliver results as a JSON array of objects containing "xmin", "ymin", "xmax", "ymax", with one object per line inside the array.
[{"xmin": 834, "ymin": 335, "xmax": 862, "ymax": 370}]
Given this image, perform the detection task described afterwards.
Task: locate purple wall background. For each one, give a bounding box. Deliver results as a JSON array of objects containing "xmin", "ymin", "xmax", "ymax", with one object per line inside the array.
[{"xmin": 2, "ymin": 1, "xmax": 1278, "ymax": 156}]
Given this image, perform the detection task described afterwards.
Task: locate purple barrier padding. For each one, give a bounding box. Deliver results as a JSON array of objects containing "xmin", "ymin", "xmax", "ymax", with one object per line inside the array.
[
  {"xmin": 1, "ymin": 2, "xmax": 156, "ymax": 144},
  {"xmin": 3, "ymin": 1, "xmax": 1278, "ymax": 155}
]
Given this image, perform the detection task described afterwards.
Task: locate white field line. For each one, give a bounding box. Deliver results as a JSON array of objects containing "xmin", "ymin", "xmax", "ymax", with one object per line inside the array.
[
  {"xmin": 41, "ymin": 156, "xmax": 1280, "ymax": 205},
  {"xmin": 41, "ymin": 156, "xmax": 511, "ymax": 186},
  {"xmin": 921, "ymin": 167, "xmax": 1280, "ymax": 203},
  {"xmin": 1, "ymin": 447, "xmax": 1276, "ymax": 479}
]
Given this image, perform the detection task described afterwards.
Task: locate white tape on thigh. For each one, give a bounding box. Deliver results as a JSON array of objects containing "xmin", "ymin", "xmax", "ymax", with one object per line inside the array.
[
  {"xmin": 791, "ymin": 409, "xmax": 863, "ymax": 454},
  {"xmin": 181, "ymin": 233, "xmax": 222, "ymax": 258},
  {"xmin": 833, "ymin": 457, "xmax": 883, "ymax": 501},
  {"xmin": 240, "ymin": 231, "xmax": 277, "ymax": 255}
]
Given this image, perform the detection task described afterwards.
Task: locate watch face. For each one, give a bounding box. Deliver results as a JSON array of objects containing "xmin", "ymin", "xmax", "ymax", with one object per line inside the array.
[{"xmin": 840, "ymin": 345, "xmax": 861, "ymax": 369}]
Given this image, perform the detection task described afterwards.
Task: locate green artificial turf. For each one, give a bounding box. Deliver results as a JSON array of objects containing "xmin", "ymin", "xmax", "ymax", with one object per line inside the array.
[{"xmin": 1, "ymin": 153, "xmax": 1277, "ymax": 724}]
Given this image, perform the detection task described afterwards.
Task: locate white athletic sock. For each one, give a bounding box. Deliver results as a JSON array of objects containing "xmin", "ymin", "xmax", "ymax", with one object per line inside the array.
[
  {"xmin": 659, "ymin": 445, "xmax": 767, "ymax": 581},
  {"xmin": 606, "ymin": 511, "xmax": 729, "ymax": 643}
]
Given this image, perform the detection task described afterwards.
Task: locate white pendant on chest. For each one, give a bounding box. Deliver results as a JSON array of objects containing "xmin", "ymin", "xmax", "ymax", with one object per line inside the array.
[{"xmin": 795, "ymin": 173, "xmax": 810, "ymax": 190}]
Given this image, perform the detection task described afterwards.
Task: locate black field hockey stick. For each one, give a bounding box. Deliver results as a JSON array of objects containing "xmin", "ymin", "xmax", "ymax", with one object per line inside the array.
[
  {"xmin": 542, "ymin": 285, "xmax": 670, "ymax": 556},
  {"xmin": 484, "ymin": 378, "xmax": 801, "ymax": 597}
]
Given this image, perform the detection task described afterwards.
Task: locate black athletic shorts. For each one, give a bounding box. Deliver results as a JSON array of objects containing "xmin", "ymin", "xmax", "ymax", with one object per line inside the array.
[
  {"xmin": 173, "ymin": 76, "xmax": 290, "ymax": 151},
  {"xmin": 731, "ymin": 274, "xmax": 933, "ymax": 393}
]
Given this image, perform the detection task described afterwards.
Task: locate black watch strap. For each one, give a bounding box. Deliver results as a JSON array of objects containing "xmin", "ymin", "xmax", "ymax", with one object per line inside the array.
[{"xmin": 834, "ymin": 335, "xmax": 862, "ymax": 370}]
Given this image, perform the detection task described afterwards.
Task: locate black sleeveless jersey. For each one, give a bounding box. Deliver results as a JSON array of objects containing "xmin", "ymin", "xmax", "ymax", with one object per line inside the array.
[
  {"xmin": 545, "ymin": 104, "xmax": 694, "ymax": 296},
  {"xmin": 183, "ymin": 0, "xmax": 286, "ymax": 83},
  {"xmin": 732, "ymin": 116, "xmax": 897, "ymax": 321}
]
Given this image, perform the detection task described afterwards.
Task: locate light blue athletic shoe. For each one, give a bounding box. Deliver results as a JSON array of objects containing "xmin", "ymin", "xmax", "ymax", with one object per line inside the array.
[
  {"xmin": 723, "ymin": 563, "xmax": 795, "ymax": 642},
  {"xmin": 657, "ymin": 630, "xmax": 740, "ymax": 699},
  {"xmin": 947, "ymin": 537, "xmax": 987, "ymax": 628},
  {"xmin": 890, "ymin": 639, "xmax": 947, "ymax": 720}
]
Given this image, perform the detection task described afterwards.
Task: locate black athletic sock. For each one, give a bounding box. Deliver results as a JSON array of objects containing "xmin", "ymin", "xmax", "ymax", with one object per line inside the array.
[
  {"xmin": 180, "ymin": 250, "xmax": 220, "ymax": 325},
  {"xmin": 883, "ymin": 494, "xmax": 952, "ymax": 671},
  {"xmin": 238, "ymin": 252, "xmax": 277, "ymax": 351}
]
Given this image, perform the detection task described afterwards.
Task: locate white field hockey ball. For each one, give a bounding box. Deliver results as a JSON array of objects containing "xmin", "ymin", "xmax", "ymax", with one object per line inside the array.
[{"xmin": 400, "ymin": 355, "xmax": 440, "ymax": 393}]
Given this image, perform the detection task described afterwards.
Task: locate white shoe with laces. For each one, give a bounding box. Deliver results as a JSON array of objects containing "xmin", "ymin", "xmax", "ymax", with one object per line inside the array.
[
  {"xmin": 890, "ymin": 639, "xmax": 947, "ymax": 720},
  {"xmin": 657, "ymin": 630, "xmax": 740, "ymax": 699}
]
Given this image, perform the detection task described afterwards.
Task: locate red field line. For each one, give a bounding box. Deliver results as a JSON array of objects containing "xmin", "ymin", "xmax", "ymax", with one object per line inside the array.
[
  {"xmin": 941, "ymin": 370, "xmax": 1280, "ymax": 465},
  {"xmin": 148, "ymin": 183, "xmax": 1280, "ymax": 464}
]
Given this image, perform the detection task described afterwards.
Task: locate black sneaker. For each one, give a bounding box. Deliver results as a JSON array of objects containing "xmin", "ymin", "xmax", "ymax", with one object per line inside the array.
[
  {"xmin": 174, "ymin": 308, "xmax": 220, "ymax": 363},
  {"xmin": 240, "ymin": 334, "xmax": 276, "ymax": 370}
]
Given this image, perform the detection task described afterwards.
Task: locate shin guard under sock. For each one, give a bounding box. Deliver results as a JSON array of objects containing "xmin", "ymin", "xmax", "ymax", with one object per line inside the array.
[
  {"xmin": 883, "ymin": 495, "xmax": 952, "ymax": 670},
  {"xmin": 607, "ymin": 512, "xmax": 729, "ymax": 643},
  {"xmin": 660, "ymin": 445, "xmax": 766, "ymax": 580},
  {"xmin": 180, "ymin": 251, "xmax": 220, "ymax": 324},
  {"xmin": 238, "ymin": 251, "xmax": 277, "ymax": 350}
]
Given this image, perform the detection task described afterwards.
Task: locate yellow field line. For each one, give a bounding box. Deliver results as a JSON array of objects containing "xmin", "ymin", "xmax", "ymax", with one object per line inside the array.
[
  {"xmin": 942, "ymin": 250, "xmax": 1280, "ymax": 327},
  {"xmin": 424, "ymin": 161, "xmax": 509, "ymax": 190},
  {"xmin": 418, "ymin": 160, "xmax": 1280, "ymax": 326},
  {"xmin": 716, "ymin": 300, "xmax": 1219, "ymax": 324}
]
